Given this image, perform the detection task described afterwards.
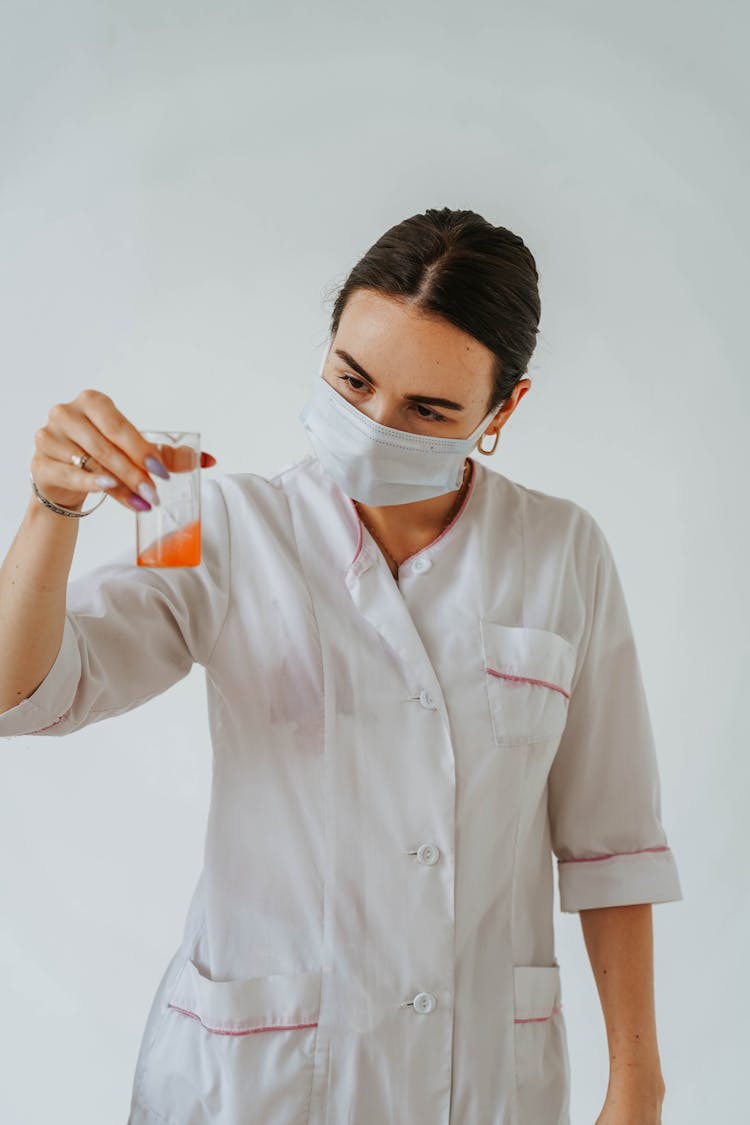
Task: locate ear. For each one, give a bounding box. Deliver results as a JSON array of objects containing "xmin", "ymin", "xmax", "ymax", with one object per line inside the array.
[{"xmin": 499, "ymin": 379, "xmax": 532, "ymax": 419}]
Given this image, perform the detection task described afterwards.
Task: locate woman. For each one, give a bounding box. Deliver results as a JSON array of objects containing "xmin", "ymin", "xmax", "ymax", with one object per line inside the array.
[{"xmin": 0, "ymin": 207, "xmax": 682, "ymax": 1124}]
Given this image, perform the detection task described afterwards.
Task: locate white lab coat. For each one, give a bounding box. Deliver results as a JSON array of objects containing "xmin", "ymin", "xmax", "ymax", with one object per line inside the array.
[{"xmin": 0, "ymin": 452, "xmax": 683, "ymax": 1124}]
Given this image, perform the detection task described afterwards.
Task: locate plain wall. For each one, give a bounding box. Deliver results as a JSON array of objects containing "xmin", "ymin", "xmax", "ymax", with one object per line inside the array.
[{"xmin": 1, "ymin": 1, "xmax": 747, "ymax": 1121}]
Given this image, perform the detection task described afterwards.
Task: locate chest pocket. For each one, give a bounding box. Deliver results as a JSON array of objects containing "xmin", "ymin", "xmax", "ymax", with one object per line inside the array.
[{"xmin": 480, "ymin": 621, "xmax": 577, "ymax": 747}]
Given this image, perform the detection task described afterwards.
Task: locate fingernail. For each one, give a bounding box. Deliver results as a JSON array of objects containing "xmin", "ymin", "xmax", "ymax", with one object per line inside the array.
[
  {"xmin": 94, "ymin": 474, "xmax": 118, "ymax": 489},
  {"xmin": 137, "ymin": 481, "xmax": 160, "ymax": 506},
  {"xmin": 129, "ymin": 493, "xmax": 151, "ymax": 511},
  {"xmin": 145, "ymin": 455, "xmax": 170, "ymax": 480}
]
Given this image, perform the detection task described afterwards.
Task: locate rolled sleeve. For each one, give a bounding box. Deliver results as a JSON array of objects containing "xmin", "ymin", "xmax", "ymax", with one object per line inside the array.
[
  {"xmin": 0, "ymin": 475, "xmax": 230, "ymax": 740},
  {"xmin": 0, "ymin": 615, "xmax": 81, "ymax": 737},
  {"xmin": 548, "ymin": 515, "xmax": 683, "ymax": 913}
]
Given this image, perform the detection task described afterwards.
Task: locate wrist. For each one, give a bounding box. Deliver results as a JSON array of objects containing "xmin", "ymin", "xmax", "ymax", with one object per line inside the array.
[
  {"xmin": 29, "ymin": 471, "xmax": 96, "ymax": 512},
  {"xmin": 28, "ymin": 490, "xmax": 85, "ymax": 527},
  {"xmin": 607, "ymin": 1062, "xmax": 665, "ymax": 1096},
  {"xmin": 30, "ymin": 484, "xmax": 87, "ymax": 511}
]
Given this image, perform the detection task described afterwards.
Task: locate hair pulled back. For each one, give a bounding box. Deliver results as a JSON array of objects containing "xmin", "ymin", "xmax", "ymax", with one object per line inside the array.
[{"xmin": 326, "ymin": 207, "xmax": 541, "ymax": 412}]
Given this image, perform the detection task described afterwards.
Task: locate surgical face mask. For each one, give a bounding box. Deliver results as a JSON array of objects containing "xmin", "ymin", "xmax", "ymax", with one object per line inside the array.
[{"xmin": 298, "ymin": 341, "xmax": 500, "ymax": 506}]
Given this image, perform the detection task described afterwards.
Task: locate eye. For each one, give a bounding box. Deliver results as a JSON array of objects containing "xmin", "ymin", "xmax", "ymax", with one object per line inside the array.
[
  {"xmin": 336, "ymin": 375, "xmax": 447, "ymax": 423},
  {"xmin": 413, "ymin": 402, "xmax": 446, "ymax": 422},
  {"xmin": 338, "ymin": 374, "xmax": 368, "ymax": 394}
]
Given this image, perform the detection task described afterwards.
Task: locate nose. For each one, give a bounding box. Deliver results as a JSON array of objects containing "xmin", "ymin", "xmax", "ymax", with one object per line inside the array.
[
  {"xmin": 366, "ymin": 399, "xmax": 405, "ymax": 430},
  {"xmin": 371, "ymin": 410, "xmax": 408, "ymax": 432}
]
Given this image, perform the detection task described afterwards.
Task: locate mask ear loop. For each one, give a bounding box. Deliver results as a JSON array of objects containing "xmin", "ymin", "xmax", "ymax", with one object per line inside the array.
[{"xmin": 470, "ymin": 401, "xmax": 503, "ymax": 445}]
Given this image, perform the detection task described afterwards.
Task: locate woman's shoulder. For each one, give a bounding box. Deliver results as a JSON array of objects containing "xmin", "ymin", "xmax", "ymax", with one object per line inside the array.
[
  {"xmin": 207, "ymin": 455, "xmax": 318, "ymax": 502},
  {"xmin": 480, "ymin": 461, "xmax": 601, "ymax": 545},
  {"xmin": 204, "ymin": 456, "xmax": 338, "ymax": 544}
]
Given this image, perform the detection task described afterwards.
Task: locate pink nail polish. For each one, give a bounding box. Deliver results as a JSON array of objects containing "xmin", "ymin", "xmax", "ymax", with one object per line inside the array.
[{"xmin": 129, "ymin": 493, "xmax": 151, "ymax": 511}]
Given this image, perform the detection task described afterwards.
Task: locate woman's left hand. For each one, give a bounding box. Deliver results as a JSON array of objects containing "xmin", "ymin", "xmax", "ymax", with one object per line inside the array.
[{"xmin": 595, "ymin": 1079, "xmax": 666, "ymax": 1124}]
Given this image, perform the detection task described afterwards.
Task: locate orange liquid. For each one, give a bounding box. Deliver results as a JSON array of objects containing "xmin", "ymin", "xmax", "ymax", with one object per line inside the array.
[{"xmin": 137, "ymin": 518, "xmax": 201, "ymax": 567}]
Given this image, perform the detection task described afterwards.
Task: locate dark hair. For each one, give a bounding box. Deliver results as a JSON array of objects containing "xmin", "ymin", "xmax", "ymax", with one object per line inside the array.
[{"xmin": 324, "ymin": 207, "xmax": 541, "ymax": 413}]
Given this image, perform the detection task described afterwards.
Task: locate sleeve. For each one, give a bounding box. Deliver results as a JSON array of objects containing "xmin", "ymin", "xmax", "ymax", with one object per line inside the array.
[
  {"xmin": 0, "ymin": 475, "xmax": 231, "ymax": 740},
  {"xmin": 547, "ymin": 513, "xmax": 683, "ymax": 912}
]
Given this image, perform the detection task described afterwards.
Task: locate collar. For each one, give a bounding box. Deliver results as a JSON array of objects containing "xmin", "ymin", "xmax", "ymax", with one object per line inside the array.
[{"xmin": 346, "ymin": 456, "xmax": 481, "ymax": 574}]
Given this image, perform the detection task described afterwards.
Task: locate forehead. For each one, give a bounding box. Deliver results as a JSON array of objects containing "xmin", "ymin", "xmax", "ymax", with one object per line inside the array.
[{"xmin": 336, "ymin": 290, "xmax": 494, "ymax": 388}]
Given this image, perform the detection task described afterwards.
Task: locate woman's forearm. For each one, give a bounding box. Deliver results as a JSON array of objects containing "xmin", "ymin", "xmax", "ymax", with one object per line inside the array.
[
  {"xmin": 0, "ymin": 493, "xmax": 79, "ymax": 713},
  {"xmin": 579, "ymin": 903, "xmax": 666, "ymax": 1093}
]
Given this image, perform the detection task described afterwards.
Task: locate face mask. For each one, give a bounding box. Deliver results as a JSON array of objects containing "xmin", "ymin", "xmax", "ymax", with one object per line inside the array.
[{"xmin": 298, "ymin": 341, "xmax": 500, "ymax": 506}]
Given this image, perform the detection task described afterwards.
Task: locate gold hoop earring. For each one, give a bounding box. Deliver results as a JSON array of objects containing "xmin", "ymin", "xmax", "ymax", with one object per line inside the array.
[{"xmin": 477, "ymin": 429, "xmax": 500, "ymax": 456}]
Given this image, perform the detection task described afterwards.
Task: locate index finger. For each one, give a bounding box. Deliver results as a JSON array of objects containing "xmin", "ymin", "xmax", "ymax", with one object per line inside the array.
[
  {"xmin": 79, "ymin": 390, "xmax": 171, "ymax": 478},
  {"xmin": 145, "ymin": 442, "xmax": 200, "ymax": 474}
]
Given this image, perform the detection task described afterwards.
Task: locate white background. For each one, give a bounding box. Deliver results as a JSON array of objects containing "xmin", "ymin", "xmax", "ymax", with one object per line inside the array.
[{"xmin": 1, "ymin": 1, "xmax": 747, "ymax": 1122}]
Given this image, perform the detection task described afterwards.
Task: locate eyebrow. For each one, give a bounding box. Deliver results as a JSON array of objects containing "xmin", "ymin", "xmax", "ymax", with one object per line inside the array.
[{"xmin": 332, "ymin": 348, "xmax": 466, "ymax": 411}]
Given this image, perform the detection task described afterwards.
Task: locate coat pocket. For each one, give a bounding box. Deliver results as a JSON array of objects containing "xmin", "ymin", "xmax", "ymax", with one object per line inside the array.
[
  {"xmin": 134, "ymin": 957, "xmax": 321, "ymax": 1125},
  {"xmin": 481, "ymin": 622, "xmax": 576, "ymax": 746},
  {"xmin": 513, "ymin": 964, "xmax": 570, "ymax": 1124}
]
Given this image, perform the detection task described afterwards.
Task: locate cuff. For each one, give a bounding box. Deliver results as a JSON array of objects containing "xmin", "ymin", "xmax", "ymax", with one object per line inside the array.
[
  {"xmin": 557, "ymin": 845, "xmax": 683, "ymax": 912},
  {"xmin": 0, "ymin": 615, "xmax": 81, "ymax": 738}
]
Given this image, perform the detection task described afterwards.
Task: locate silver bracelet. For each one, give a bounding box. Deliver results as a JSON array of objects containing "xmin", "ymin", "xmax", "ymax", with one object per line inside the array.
[{"xmin": 30, "ymin": 473, "xmax": 109, "ymax": 518}]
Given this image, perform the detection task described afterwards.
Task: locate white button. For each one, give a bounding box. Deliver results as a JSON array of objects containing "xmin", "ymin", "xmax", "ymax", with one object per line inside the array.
[
  {"xmin": 419, "ymin": 689, "xmax": 437, "ymax": 709},
  {"xmin": 411, "ymin": 556, "xmax": 432, "ymax": 573},
  {"xmin": 416, "ymin": 844, "xmax": 440, "ymax": 866},
  {"xmin": 413, "ymin": 991, "xmax": 437, "ymax": 1014}
]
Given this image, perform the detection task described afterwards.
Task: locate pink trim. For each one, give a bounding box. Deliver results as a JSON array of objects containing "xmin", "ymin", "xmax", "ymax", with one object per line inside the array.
[
  {"xmin": 350, "ymin": 505, "xmax": 364, "ymax": 565},
  {"xmin": 347, "ymin": 457, "xmax": 478, "ymax": 569},
  {"xmin": 486, "ymin": 668, "xmax": 570, "ymax": 700},
  {"xmin": 558, "ymin": 845, "xmax": 671, "ymax": 865},
  {"xmin": 31, "ymin": 713, "xmax": 68, "ymax": 733},
  {"xmin": 514, "ymin": 1004, "xmax": 562, "ymax": 1024},
  {"xmin": 400, "ymin": 458, "xmax": 477, "ymax": 567},
  {"xmin": 167, "ymin": 1003, "xmax": 318, "ymax": 1036}
]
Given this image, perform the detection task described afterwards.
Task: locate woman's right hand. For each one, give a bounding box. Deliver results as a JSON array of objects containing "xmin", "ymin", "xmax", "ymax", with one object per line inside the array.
[{"xmin": 30, "ymin": 389, "xmax": 217, "ymax": 513}]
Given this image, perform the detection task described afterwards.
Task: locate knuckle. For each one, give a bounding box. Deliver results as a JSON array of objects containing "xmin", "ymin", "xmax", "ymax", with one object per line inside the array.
[
  {"xmin": 78, "ymin": 387, "xmax": 104, "ymax": 406},
  {"xmin": 107, "ymin": 414, "xmax": 130, "ymax": 442}
]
